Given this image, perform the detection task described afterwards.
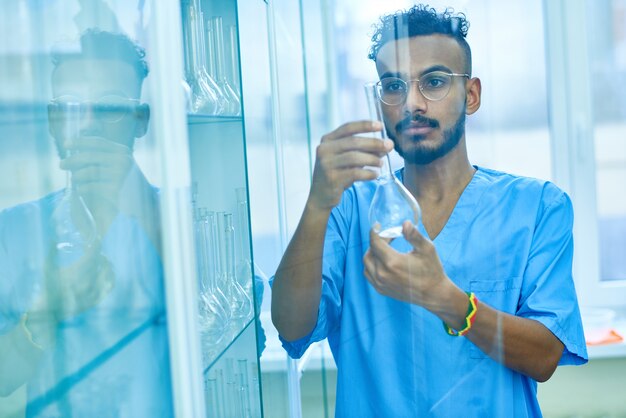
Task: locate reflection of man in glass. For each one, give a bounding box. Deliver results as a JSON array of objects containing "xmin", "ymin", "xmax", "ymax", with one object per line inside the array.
[
  {"xmin": 0, "ymin": 30, "xmax": 173, "ymax": 417},
  {"xmin": 272, "ymin": 5, "xmax": 587, "ymax": 417}
]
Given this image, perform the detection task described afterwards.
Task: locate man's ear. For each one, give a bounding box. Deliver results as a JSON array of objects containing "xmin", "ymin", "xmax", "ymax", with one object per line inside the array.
[
  {"xmin": 465, "ymin": 77, "xmax": 481, "ymax": 115},
  {"xmin": 133, "ymin": 104, "xmax": 150, "ymax": 138}
]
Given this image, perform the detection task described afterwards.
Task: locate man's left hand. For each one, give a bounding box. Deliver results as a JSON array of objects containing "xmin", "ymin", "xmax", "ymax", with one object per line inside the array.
[{"xmin": 363, "ymin": 221, "xmax": 452, "ymax": 309}]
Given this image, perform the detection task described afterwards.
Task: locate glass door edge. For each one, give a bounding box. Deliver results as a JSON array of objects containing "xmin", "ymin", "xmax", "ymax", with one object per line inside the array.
[{"xmin": 149, "ymin": 1, "xmax": 207, "ymax": 417}]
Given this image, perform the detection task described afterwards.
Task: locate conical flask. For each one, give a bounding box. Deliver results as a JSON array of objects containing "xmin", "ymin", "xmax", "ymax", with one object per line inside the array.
[
  {"xmin": 194, "ymin": 207, "xmax": 228, "ymax": 347},
  {"xmin": 220, "ymin": 212, "xmax": 253, "ymax": 324},
  {"xmin": 364, "ymin": 82, "xmax": 421, "ymax": 238},
  {"xmin": 181, "ymin": 0, "xmax": 225, "ymax": 115},
  {"xmin": 51, "ymin": 102, "xmax": 99, "ymax": 261},
  {"xmin": 52, "ymin": 178, "xmax": 99, "ymax": 256},
  {"xmin": 208, "ymin": 16, "xmax": 241, "ymax": 116}
]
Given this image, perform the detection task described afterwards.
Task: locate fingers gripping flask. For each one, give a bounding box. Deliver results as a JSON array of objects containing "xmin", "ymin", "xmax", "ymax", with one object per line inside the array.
[{"xmin": 364, "ymin": 82, "xmax": 421, "ymax": 238}]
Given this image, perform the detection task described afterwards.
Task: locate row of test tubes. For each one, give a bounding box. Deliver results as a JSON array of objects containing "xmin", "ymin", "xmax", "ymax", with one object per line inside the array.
[
  {"xmin": 193, "ymin": 187, "xmax": 255, "ymax": 364},
  {"xmin": 182, "ymin": 0, "xmax": 241, "ymax": 116},
  {"xmin": 205, "ymin": 358, "xmax": 261, "ymax": 418}
]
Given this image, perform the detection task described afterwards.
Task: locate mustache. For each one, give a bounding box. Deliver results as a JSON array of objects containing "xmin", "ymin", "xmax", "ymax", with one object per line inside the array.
[{"xmin": 395, "ymin": 114, "xmax": 439, "ymax": 132}]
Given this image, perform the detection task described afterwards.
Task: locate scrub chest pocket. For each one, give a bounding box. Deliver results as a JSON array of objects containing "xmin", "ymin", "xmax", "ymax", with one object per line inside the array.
[{"xmin": 468, "ymin": 277, "xmax": 522, "ymax": 359}]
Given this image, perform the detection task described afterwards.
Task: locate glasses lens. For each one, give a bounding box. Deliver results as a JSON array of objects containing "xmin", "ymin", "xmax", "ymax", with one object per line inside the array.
[
  {"xmin": 419, "ymin": 71, "xmax": 452, "ymax": 101},
  {"xmin": 49, "ymin": 95, "xmax": 136, "ymax": 124},
  {"xmin": 49, "ymin": 95, "xmax": 81, "ymax": 115},
  {"xmin": 379, "ymin": 78, "xmax": 407, "ymax": 105}
]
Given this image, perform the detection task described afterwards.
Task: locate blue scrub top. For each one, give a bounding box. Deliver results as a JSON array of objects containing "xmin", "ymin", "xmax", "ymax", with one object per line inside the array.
[{"xmin": 279, "ymin": 166, "xmax": 587, "ymax": 417}]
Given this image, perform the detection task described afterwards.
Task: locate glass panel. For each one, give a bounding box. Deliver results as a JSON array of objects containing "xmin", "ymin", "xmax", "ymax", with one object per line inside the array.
[
  {"xmin": 300, "ymin": 0, "xmax": 332, "ymax": 160},
  {"xmin": 181, "ymin": 0, "xmax": 263, "ymax": 416},
  {"xmin": 272, "ymin": 0, "xmax": 313, "ymax": 235},
  {"xmin": 268, "ymin": 0, "xmax": 316, "ymax": 414},
  {"xmin": 236, "ymin": 0, "xmax": 301, "ymax": 416},
  {"xmin": 589, "ymin": 0, "xmax": 626, "ymax": 282},
  {"xmin": 282, "ymin": 1, "xmax": 567, "ymax": 417},
  {"xmin": 0, "ymin": 2, "xmax": 173, "ymax": 417}
]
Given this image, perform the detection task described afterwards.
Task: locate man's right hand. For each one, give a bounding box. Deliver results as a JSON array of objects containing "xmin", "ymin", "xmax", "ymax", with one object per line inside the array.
[{"xmin": 308, "ymin": 121, "xmax": 394, "ymax": 211}]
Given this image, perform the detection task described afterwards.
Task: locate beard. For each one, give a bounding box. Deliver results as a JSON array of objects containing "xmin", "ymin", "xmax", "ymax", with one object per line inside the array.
[{"xmin": 387, "ymin": 109, "xmax": 466, "ymax": 165}]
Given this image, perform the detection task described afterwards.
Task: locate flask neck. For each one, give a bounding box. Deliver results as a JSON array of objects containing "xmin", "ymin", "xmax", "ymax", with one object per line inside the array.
[
  {"xmin": 211, "ymin": 17, "xmax": 227, "ymax": 81},
  {"xmin": 380, "ymin": 153, "xmax": 395, "ymax": 180}
]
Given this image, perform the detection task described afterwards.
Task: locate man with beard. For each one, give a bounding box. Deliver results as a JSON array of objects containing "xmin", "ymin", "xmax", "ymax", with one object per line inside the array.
[{"xmin": 271, "ymin": 5, "xmax": 587, "ymax": 417}]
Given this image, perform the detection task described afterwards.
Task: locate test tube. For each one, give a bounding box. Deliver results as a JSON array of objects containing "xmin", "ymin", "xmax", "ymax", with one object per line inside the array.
[{"xmin": 238, "ymin": 359, "xmax": 252, "ymax": 417}]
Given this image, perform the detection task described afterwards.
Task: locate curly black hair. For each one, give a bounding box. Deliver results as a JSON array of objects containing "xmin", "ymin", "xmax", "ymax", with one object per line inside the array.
[
  {"xmin": 368, "ymin": 4, "xmax": 472, "ymax": 74},
  {"xmin": 52, "ymin": 29, "xmax": 149, "ymax": 82}
]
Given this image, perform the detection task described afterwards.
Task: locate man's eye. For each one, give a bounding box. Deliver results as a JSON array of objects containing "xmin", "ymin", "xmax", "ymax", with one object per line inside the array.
[
  {"xmin": 383, "ymin": 81, "xmax": 405, "ymax": 92},
  {"xmin": 423, "ymin": 77, "xmax": 448, "ymax": 89}
]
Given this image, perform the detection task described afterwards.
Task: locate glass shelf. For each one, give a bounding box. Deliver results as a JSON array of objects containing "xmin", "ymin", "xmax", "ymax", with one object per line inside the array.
[
  {"xmin": 187, "ymin": 114, "xmax": 242, "ymax": 125},
  {"xmin": 0, "ymin": 105, "xmax": 245, "ymax": 126},
  {"xmin": 203, "ymin": 317, "xmax": 255, "ymax": 374}
]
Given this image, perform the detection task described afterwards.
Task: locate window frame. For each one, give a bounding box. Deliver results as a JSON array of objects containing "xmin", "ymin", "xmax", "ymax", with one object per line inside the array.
[{"xmin": 544, "ymin": 0, "xmax": 626, "ymax": 308}]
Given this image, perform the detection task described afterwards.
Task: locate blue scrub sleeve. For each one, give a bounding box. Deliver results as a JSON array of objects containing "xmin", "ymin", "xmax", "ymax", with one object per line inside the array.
[
  {"xmin": 275, "ymin": 206, "xmax": 347, "ymax": 359},
  {"xmin": 517, "ymin": 187, "xmax": 588, "ymax": 365}
]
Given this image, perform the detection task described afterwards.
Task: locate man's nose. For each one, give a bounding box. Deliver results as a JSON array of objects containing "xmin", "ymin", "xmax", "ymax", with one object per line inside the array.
[
  {"xmin": 403, "ymin": 80, "xmax": 428, "ymax": 114},
  {"xmin": 78, "ymin": 104, "xmax": 102, "ymax": 133}
]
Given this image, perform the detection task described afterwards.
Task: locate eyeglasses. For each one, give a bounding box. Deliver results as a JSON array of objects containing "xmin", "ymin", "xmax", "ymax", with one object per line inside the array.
[
  {"xmin": 375, "ymin": 71, "xmax": 470, "ymax": 105},
  {"xmin": 48, "ymin": 95, "xmax": 141, "ymax": 123}
]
